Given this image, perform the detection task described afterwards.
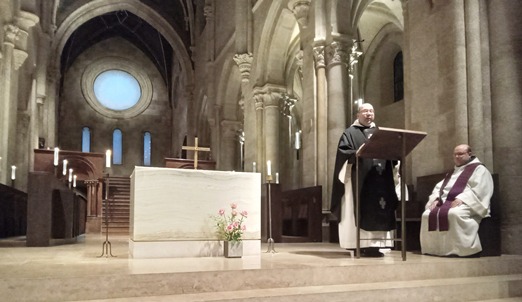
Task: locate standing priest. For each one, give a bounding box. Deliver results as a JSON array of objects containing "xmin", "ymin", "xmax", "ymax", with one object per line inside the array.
[
  {"xmin": 420, "ymin": 144, "xmax": 494, "ymax": 257},
  {"xmin": 330, "ymin": 103, "xmax": 399, "ymax": 257}
]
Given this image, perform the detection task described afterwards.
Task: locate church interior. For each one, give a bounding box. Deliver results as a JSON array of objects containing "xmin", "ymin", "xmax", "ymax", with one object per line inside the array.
[{"xmin": 1, "ymin": 0, "xmax": 521, "ymax": 300}]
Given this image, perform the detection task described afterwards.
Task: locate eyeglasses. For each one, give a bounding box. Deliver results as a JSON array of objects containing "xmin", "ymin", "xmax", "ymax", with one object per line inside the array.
[{"xmin": 453, "ymin": 152, "xmax": 469, "ymax": 157}]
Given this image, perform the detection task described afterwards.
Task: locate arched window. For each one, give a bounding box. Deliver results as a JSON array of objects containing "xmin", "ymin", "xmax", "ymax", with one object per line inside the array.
[
  {"xmin": 113, "ymin": 129, "xmax": 123, "ymax": 165},
  {"xmin": 143, "ymin": 132, "xmax": 151, "ymax": 166},
  {"xmin": 82, "ymin": 127, "xmax": 91, "ymax": 153},
  {"xmin": 393, "ymin": 51, "xmax": 404, "ymax": 102}
]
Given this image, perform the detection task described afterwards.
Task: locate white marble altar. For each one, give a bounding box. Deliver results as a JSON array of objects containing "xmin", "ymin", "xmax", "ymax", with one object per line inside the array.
[{"xmin": 129, "ymin": 166, "xmax": 261, "ymax": 258}]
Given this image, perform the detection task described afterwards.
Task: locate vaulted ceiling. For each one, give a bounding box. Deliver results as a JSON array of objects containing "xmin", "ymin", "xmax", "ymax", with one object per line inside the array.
[{"xmin": 58, "ymin": 0, "xmax": 197, "ymax": 89}]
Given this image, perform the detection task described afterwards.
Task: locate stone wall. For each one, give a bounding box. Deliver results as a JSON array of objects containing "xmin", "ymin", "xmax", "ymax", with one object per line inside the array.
[{"xmin": 59, "ymin": 37, "xmax": 171, "ymax": 176}]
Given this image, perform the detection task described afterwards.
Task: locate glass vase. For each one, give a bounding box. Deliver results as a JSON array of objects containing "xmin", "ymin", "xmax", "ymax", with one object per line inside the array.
[{"xmin": 224, "ymin": 240, "xmax": 243, "ymax": 258}]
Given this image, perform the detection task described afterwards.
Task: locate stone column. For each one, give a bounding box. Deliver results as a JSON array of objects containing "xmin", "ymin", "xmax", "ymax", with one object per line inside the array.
[
  {"xmin": 0, "ymin": 25, "xmax": 20, "ymax": 184},
  {"xmin": 446, "ymin": 2, "xmax": 468, "ymax": 144},
  {"xmin": 488, "ymin": 0, "xmax": 522, "ymax": 255},
  {"xmin": 36, "ymin": 30, "xmax": 52, "ymax": 149},
  {"xmin": 325, "ymin": 39, "xmax": 351, "ymax": 209},
  {"xmin": 220, "ymin": 120, "xmax": 242, "ymax": 171},
  {"xmin": 28, "ymin": 79, "xmax": 38, "ymax": 172},
  {"xmin": 233, "ymin": 53, "xmax": 253, "ymax": 170},
  {"xmin": 85, "ymin": 179, "xmax": 99, "ymax": 217},
  {"xmin": 465, "ymin": 0, "xmax": 492, "ymax": 167},
  {"xmin": 313, "ymin": 44, "xmax": 328, "ymax": 202},
  {"xmin": 263, "ymin": 88, "xmax": 284, "ymax": 180},
  {"xmin": 45, "ymin": 65, "xmax": 60, "ymax": 148},
  {"xmin": 253, "ymin": 93, "xmax": 265, "ymax": 177}
]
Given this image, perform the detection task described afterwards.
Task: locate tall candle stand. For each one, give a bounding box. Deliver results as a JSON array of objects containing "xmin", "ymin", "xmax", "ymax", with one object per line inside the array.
[
  {"xmin": 265, "ymin": 175, "xmax": 277, "ymax": 253},
  {"xmin": 98, "ymin": 172, "xmax": 115, "ymax": 257}
]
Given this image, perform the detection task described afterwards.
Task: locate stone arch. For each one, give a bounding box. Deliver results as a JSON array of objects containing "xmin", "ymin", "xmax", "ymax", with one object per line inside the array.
[
  {"xmin": 252, "ymin": 3, "xmax": 297, "ymax": 86},
  {"xmin": 216, "ymin": 59, "xmax": 242, "ymax": 121},
  {"xmin": 361, "ymin": 22, "xmax": 403, "ymax": 107},
  {"xmin": 51, "ymin": 0, "xmax": 193, "ymax": 95}
]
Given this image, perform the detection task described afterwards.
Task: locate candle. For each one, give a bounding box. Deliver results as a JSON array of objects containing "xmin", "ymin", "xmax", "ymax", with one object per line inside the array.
[
  {"xmin": 267, "ymin": 160, "xmax": 271, "ymax": 176},
  {"xmin": 62, "ymin": 159, "xmax": 68, "ymax": 175},
  {"xmin": 73, "ymin": 175, "xmax": 77, "ymax": 187},
  {"xmin": 11, "ymin": 165, "xmax": 16, "ymax": 180},
  {"xmin": 53, "ymin": 147, "xmax": 59, "ymax": 166},
  {"xmin": 253, "ymin": 162, "xmax": 257, "ymax": 172},
  {"xmin": 69, "ymin": 168, "xmax": 73, "ymax": 182},
  {"xmin": 275, "ymin": 172, "xmax": 279, "ymax": 184},
  {"xmin": 295, "ymin": 131, "xmax": 301, "ymax": 150},
  {"xmin": 105, "ymin": 150, "xmax": 111, "ymax": 168}
]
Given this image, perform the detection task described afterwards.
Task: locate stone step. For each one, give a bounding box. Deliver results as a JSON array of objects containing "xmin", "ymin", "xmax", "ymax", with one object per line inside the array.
[
  {"xmin": 103, "ymin": 175, "xmax": 131, "ymax": 236},
  {"xmin": 4, "ymin": 252, "xmax": 521, "ymax": 302},
  {"xmin": 75, "ymin": 274, "xmax": 522, "ymax": 302}
]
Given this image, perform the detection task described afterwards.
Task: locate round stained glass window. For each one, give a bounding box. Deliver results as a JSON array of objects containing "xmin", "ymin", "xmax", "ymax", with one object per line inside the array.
[
  {"xmin": 94, "ymin": 70, "xmax": 141, "ymax": 111},
  {"xmin": 82, "ymin": 57, "xmax": 152, "ymax": 119}
]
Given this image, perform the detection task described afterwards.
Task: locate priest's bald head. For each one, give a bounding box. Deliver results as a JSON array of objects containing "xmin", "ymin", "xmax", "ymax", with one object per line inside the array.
[
  {"xmin": 453, "ymin": 144, "xmax": 473, "ymax": 167},
  {"xmin": 357, "ymin": 103, "xmax": 375, "ymax": 127}
]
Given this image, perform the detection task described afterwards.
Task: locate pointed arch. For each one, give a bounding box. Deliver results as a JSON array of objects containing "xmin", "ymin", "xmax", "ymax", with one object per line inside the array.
[{"xmin": 253, "ymin": 3, "xmax": 298, "ymax": 86}]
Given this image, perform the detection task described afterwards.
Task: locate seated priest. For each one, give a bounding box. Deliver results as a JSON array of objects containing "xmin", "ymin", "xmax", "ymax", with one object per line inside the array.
[{"xmin": 420, "ymin": 144, "xmax": 494, "ymax": 257}]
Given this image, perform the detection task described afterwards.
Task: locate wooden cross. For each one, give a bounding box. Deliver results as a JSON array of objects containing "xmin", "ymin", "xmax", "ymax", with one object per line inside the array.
[{"xmin": 181, "ymin": 137, "xmax": 211, "ymax": 170}]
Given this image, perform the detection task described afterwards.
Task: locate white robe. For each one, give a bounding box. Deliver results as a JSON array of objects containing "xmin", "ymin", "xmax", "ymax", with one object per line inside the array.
[
  {"xmin": 338, "ymin": 161, "xmax": 394, "ymax": 249},
  {"xmin": 420, "ymin": 158, "xmax": 494, "ymax": 256}
]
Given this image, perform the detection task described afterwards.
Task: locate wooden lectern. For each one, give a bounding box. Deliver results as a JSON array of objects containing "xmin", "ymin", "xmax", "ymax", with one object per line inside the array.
[{"xmin": 356, "ymin": 127, "xmax": 426, "ymax": 261}]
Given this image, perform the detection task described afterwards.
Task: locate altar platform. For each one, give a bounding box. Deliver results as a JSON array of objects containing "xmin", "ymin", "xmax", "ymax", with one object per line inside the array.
[{"xmin": 1, "ymin": 234, "xmax": 521, "ymax": 301}]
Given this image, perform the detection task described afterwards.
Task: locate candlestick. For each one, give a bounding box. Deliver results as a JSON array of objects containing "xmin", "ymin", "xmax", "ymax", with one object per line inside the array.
[
  {"xmin": 253, "ymin": 162, "xmax": 257, "ymax": 172},
  {"xmin": 11, "ymin": 165, "xmax": 16, "ymax": 180},
  {"xmin": 73, "ymin": 175, "xmax": 77, "ymax": 187},
  {"xmin": 53, "ymin": 147, "xmax": 59, "ymax": 166},
  {"xmin": 295, "ymin": 131, "xmax": 301, "ymax": 150},
  {"xmin": 62, "ymin": 159, "xmax": 68, "ymax": 175},
  {"xmin": 275, "ymin": 172, "xmax": 279, "ymax": 184},
  {"xmin": 69, "ymin": 168, "xmax": 73, "ymax": 182},
  {"xmin": 267, "ymin": 160, "xmax": 271, "ymax": 176},
  {"xmin": 105, "ymin": 150, "xmax": 112, "ymax": 168}
]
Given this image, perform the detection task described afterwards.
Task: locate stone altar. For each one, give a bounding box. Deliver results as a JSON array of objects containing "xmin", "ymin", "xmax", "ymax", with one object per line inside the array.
[{"xmin": 129, "ymin": 166, "xmax": 261, "ymax": 258}]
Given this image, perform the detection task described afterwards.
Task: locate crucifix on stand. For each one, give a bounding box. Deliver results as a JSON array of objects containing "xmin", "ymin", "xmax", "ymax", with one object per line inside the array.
[{"xmin": 182, "ymin": 137, "xmax": 211, "ymax": 169}]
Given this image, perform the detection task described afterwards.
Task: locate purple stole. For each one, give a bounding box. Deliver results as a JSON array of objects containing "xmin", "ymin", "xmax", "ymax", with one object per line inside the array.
[{"xmin": 428, "ymin": 163, "xmax": 481, "ymax": 231}]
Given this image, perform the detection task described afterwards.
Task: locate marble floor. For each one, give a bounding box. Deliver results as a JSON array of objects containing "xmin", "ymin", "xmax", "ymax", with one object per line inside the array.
[
  {"xmin": 0, "ymin": 234, "xmax": 451, "ymax": 279},
  {"xmin": 1, "ymin": 234, "xmax": 522, "ymax": 302}
]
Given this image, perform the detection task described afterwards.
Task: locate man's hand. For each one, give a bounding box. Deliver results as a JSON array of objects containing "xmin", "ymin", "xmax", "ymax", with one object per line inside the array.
[{"xmin": 451, "ymin": 198, "xmax": 464, "ymax": 208}]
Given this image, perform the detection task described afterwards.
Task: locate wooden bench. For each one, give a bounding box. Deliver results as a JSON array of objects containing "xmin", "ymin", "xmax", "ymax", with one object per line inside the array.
[{"xmin": 264, "ymin": 184, "xmax": 322, "ymax": 243}]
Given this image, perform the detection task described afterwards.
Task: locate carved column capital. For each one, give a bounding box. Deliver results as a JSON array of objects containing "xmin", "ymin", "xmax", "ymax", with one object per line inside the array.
[
  {"xmin": 253, "ymin": 93, "xmax": 265, "ymax": 111},
  {"xmin": 295, "ymin": 50, "xmax": 304, "ymax": 79},
  {"xmin": 15, "ymin": 11, "xmax": 39, "ymax": 32},
  {"xmin": 325, "ymin": 40, "xmax": 351, "ymax": 68},
  {"xmin": 313, "ymin": 45, "xmax": 326, "ymax": 69},
  {"xmin": 281, "ymin": 94, "xmax": 297, "ymax": 117},
  {"xmin": 4, "ymin": 24, "xmax": 20, "ymax": 46},
  {"xmin": 349, "ymin": 40, "xmax": 363, "ymax": 76},
  {"xmin": 253, "ymin": 85, "xmax": 286, "ymax": 108},
  {"xmin": 288, "ymin": 0, "xmax": 311, "ymax": 29},
  {"xmin": 204, "ymin": 1, "xmax": 214, "ymax": 21},
  {"xmin": 233, "ymin": 53, "xmax": 253, "ymax": 83}
]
